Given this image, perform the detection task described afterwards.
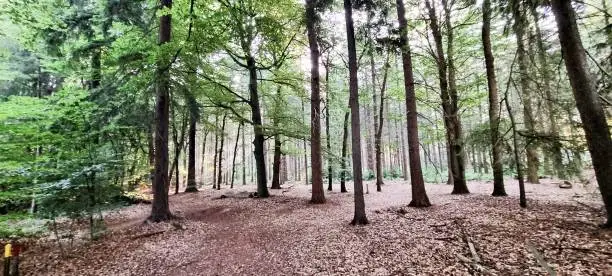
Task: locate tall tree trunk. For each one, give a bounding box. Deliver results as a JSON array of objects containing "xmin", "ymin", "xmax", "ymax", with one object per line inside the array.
[
  {"xmin": 217, "ymin": 114, "xmax": 227, "ymax": 190},
  {"xmin": 306, "ymin": 0, "xmax": 325, "ymax": 203},
  {"xmin": 426, "ymin": 0, "xmax": 468, "ymax": 194},
  {"xmin": 247, "ymin": 58, "xmax": 269, "ymax": 197},
  {"xmin": 271, "ymin": 136, "xmax": 282, "ymax": 189},
  {"xmin": 231, "ymin": 123, "xmax": 241, "ymax": 189},
  {"xmin": 552, "ymin": 0, "xmax": 612, "ymax": 227},
  {"xmin": 345, "ymin": 0, "xmax": 368, "ymax": 225},
  {"xmin": 340, "ymin": 110, "xmax": 350, "ymax": 193},
  {"xmin": 150, "ymin": 0, "xmax": 173, "ymax": 222},
  {"xmin": 397, "ymin": 0, "xmax": 431, "ymax": 207},
  {"xmin": 185, "ymin": 106, "xmax": 198, "ymax": 192},
  {"xmin": 241, "ymin": 122, "xmax": 246, "ymax": 185},
  {"xmin": 212, "ymin": 115, "xmax": 219, "ymax": 189},
  {"xmin": 199, "ymin": 130, "xmax": 208, "ymax": 184},
  {"xmin": 482, "ymin": 0, "xmax": 506, "ymax": 196},
  {"xmin": 301, "ymin": 102, "xmax": 309, "ymax": 185},
  {"xmin": 325, "ymin": 63, "xmax": 333, "ymax": 192},
  {"xmin": 399, "ymin": 102, "xmax": 409, "ymax": 181},
  {"xmin": 375, "ymin": 53, "xmax": 391, "ymax": 192},
  {"xmin": 505, "ymin": 76, "xmax": 527, "ymax": 208},
  {"xmin": 512, "ymin": 1, "xmax": 539, "ymax": 183},
  {"xmin": 369, "ymin": 41, "xmax": 379, "ymax": 179}
]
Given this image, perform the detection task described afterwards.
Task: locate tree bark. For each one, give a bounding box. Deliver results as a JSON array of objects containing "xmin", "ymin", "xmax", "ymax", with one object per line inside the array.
[
  {"xmin": 426, "ymin": 0, "xmax": 468, "ymax": 194},
  {"xmin": 399, "ymin": 102, "xmax": 409, "ymax": 181},
  {"xmin": 306, "ymin": 0, "xmax": 325, "ymax": 203},
  {"xmin": 271, "ymin": 136, "xmax": 282, "ymax": 189},
  {"xmin": 375, "ymin": 53, "xmax": 390, "ymax": 192},
  {"xmin": 212, "ymin": 115, "xmax": 219, "ymax": 189},
  {"xmin": 241, "ymin": 123, "xmax": 246, "ymax": 185},
  {"xmin": 199, "ymin": 130, "xmax": 208, "ymax": 184},
  {"xmin": 231, "ymin": 123, "xmax": 241, "ymax": 189},
  {"xmin": 185, "ymin": 105, "xmax": 198, "ymax": 192},
  {"xmin": 512, "ymin": 1, "xmax": 539, "ymax": 183},
  {"xmin": 340, "ymin": 110, "xmax": 350, "ymax": 193},
  {"xmin": 397, "ymin": 0, "xmax": 431, "ymax": 207},
  {"xmin": 482, "ymin": 0, "xmax": 506, "ymax": 196},
  {"xmin": 247, "ymin": 58, "xmax": 269, "ymax": 197},
  {"xmin": 552, "ymin": 0, "xmax": 612, "ymax": 227},
  {"xmin": 217, "ymin": 114, "xmax": 227, "ymax": 190},
  {"xmin": 345, "ymin": 0, "xmax": 368, "ymax": 225},
  {"xmin": 150, "ymin": 0, "xmax": 173, "ymax": 222},
  {"xmin": 324, "ymin": 61, "xmax": 333, "ymax": 192}
]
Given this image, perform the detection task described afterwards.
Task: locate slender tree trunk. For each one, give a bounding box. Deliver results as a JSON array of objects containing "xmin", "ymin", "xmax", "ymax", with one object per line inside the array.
[
  {"xmin": 199, "ymin": 130, "xmax": 208, "ymax": 184},
  {"xmin": 552, "ymin": 0, "xmax": 612, "ymax": 227},
  {"xmin": 325, "ymin": 63, "xmax": 333, "ymax": 192},
  {"xmin": 185, "ymin": 106, "xmax": 198, "ymax": 192},
  {"xmin": 512, "ymin": 1, "xmax": 539, "ymax": 183},
  {"xmin": 217, "ymin": 114, "xmax": 227, "ymax": 190},
  {"xmin": 241, "ymin": 123, "xmax": 246, "ymax": 185},
  {"xmin": 212, "ymin": 116, "xmax": 219, "ymax": 189},
  {"xmin": 150, "ymin": 0, "xmax": 173, "ymax": 222},
  {"xmin": 426, "ymin": 0, "xmax": 468, "ymax": 194},
  {"xmin": 369, "ymin": 41, "xmax": 379, "ymax": 179},
  {"xmin": 397, "ymin": 0, "xmax": 431, "ymax": 207},
  {"xmin": 340, "ymin": 110, "xmax": 350, "ymax": 193},
  {"xmin": 231, "ymin": 123, "xmax": 241, "ymax": 189},
  {"xmin": 271, "ymin": 136, "xmax": 282, "ymax": 189},
  {"xmin": 345, "ymin": 0, "xmax": 368, "ymax": 225},
  {"xmin": 399, "ymin": 102, "xmax": 409, "ymax": 181},
  {"xmin": 375, "ymin": 53, "xmax": 390, "ymax": 192},
  {"xmin": 247, "ymin": 59, "xmax": 269, "ymax": 197},
  {"xmin": 301, "ymin": 102, "xmax": 309, "ymax": 185},
  {"xmin": 306, "ymin": 0, "xmax": 325, "ymax": 203},
  {"xmin": 482, "ymin": 0, "xmax": 507, "ymax": 196},
  {"xmin": 505, "ymin": 78, "xmax": 527, "ymax": 208}
]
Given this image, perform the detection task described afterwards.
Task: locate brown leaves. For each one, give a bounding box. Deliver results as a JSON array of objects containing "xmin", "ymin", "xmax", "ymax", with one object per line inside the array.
[{"xmin": 16, "ymin": 180, "xmax": 612, "ymax": 275}]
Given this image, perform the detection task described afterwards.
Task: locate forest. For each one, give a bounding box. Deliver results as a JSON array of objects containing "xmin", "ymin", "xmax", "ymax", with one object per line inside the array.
[{"xmin": 0, "ymin": 0, "xmax": 611, "ymax": 274}]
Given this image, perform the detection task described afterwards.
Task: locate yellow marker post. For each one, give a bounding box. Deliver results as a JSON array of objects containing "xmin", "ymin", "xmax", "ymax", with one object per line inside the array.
[
  {"xmin": 3, "ymin": 243, "xmax": 10, "ymax": 276},
  {"xmin": 3, "ymin": 244, "xmax": 10, "ymax": 258}
]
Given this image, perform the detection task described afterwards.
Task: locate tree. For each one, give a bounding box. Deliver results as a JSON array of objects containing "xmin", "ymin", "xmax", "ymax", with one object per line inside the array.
[
  {"xmin": 512, "ymin": 0, "xmax": 539, "ymax": 184},
  {"xmin": 150, "ymin": 0, "xmax": 173, "ymax": 222},
  {"xmin": 396, "ymin": 0, "xmax": 430, "ymax": 207},
  {"xmin": 305, "ymin": 0, "xmax": 326, "ymax": 204},
  {"xmin": 425, "ymin": 0, "xmax": 469, "ymax": 194},
  {"xmin": 482, "ymin": 0, "xmax": 506, "ymax": 197},
  {"xmin": 375, "ymin": 52, "xmax": 391, "ymax": 192},
  {"xmin": 217, "ymin": 113, "xmax": 227, "ymax": 190},
  {"xmin": 551, "ymin": 0, "xmax": 612, "ymax": 227},
  {"xmin": 344, "ymin": 0, "xmax": 368, "ymax": 225}
]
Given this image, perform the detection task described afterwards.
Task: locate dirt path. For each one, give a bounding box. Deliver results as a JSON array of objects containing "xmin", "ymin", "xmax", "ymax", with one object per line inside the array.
[{"xmin": 18, "ymin": 179, "xmax": 611, "ymax": 275}]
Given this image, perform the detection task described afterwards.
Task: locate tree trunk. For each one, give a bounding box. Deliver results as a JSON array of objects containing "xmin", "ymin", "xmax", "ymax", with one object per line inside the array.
[
  {"xmin": 230, "ymin": 123, "xmax": 241, "ymax": 189},
  {"xmin": 271, "ymin": 136, "xmax": 282, "ymax": 189},
  {"xmin": 505, "ymin": 77, "xmax": 527, "ymax": 208},
  {"xmin": 345, "ymin": 0, "xmax": 368, "ymax": 225},
  {"xmin": 248, "ymin": 58, "xmax": 269, "ymax": 197},
  {"xmin": 306, "ymin": 0, "xmax": 325, "ymax": 203},
  {"xmin": 217, "ymin": 114, "xmax": 227, "ymax": 190},
  {"xmin": 552, "ymin": 0, "xmax": 612, "ymax": 227},
  {"xmin": 397, "ymin": 0, "xmax": 431, "ymax": 207},
  {"xmin": 212, "ymin": 115, "xmax": 219, "ymax": 189},
  {"xmin": 375, "ymin": 53, "xmax": 390, "ymax": 192},
  {"xmin": 150, "ymin": 0, "xmax": 173, "ymax": 222},
  {"xmin": 512, "ymin": 1, "xmax": 539, "ymax": 184},
  {"xmin": 240, "ymin": 123, "xmax": 246, "ymax": 185},
  {"xmin": 199, "ymin": 130, "xmax": 208, "ymax": 184},
  {"xmin": 340, "ymin": 110, "xmax": 350, "ymax": 193},
  {"xmin": 370, "ymin": 43, "xmax": 379, "ymax": 181},
  {"xmin": 185, "ymin": 106, "xmax": 198, "ymax": 192},
  {"xmin": 325, "ymin": 63, "xmax": 333, "ymax": 192},
  {"xmin": 426, "ymin": 0, "xmax": 468, "ymax": 194},
  {"xmin": 301, "ymin": 101, "xmax": 309, "ymax": 185},
  {"xmin": 399, "ymin": 102, "xmax": 409, "ymax": 181}
]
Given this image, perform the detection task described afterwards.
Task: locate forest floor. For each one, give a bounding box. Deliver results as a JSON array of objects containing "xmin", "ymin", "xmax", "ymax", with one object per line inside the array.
[{"xmin": 14, "ymin": 178, "xmax": 612, "ymax": 275}]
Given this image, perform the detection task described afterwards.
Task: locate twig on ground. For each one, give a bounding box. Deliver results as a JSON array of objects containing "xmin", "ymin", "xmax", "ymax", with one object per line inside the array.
[{"xmin": 527, "ymin": 241, "xmax": 557, "ymax": 276}]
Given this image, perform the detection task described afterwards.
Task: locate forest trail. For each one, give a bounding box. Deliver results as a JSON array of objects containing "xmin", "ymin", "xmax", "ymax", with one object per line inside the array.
[{"xmin": 20, "ymin": 180, "xmax": 611, "ymax": 275}]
